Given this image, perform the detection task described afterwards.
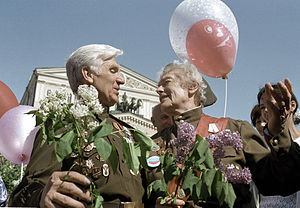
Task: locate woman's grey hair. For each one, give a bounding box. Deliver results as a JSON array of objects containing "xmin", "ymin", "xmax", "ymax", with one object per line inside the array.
[
  {"xmin": 66, "ymin": 44, "xmax": 123, "ymax": 93},
  {"xmin": 158, "ymin": 60, "xmax": 207, "ymax": 106}
]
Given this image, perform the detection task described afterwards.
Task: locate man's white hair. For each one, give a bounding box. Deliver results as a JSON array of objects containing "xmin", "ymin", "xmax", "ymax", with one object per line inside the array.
[
  {"xmin": 158, "ymin": 60, "xmax": 207, "ymax": 106},
  {"xmin": 66, "ymin": 44, "xmax": 123, "ymax": 93}
]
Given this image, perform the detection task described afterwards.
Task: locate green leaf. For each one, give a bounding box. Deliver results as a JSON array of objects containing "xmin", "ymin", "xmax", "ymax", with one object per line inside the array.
[
  {"xmin": 147, "ymin": 179, "xmax": 168, "ymax": 198},
  {"xmin": 196, "ymin": 139, "xmax": 210, "ymax": 158},
  {"xmin": 182, "ymin": 169, "xmax": 199, "ymax": 195},
  {"xmin": 54, "ymin": 130, "xmax": 75, "ymax": 162},
  {"xmin": 108, "ymin": 145, "xmax": 118, "ymax": 173},
  {"xmin": 223, "ymin": 183, "xmax": 236, "ymax": 208},
  {"xmin": 193, "ymin": 179, "xmax": 203, "ymax": 200},
  {"xmin": 87, "ymin": 110, "xmax": 97, "ymax": 120},
  {"xmin": 202, "ymin": 169, "xmax": 216, "ymax": 196},
  {"xmin": 36, "ymin": 115, "xmax": 43, "ymax": 126},
  {"xmin": 122, "ymin": 140, "xmax": 140, "ymax": 174},
  {"xmin": 94, "ymin": 194, "xmax": 104, "ymax": 208},
  {"xmin": 94, "ymin": 137, "xmax": 112, "ymax": 161},
  {"xmin": 160, "ymin": 197, "xmax": 167, "ymax": 205},
  {"xmin": 220, "ymin": 182, "xmax": 228, "ymax": 206},
  {"xmin": 196, "ymin": 134, "xmax": 204, "ymax": 142},
  {"xmin": 133, "ymin": 129, "xmax": 158, "ymax": 150},
  {"xmin": 212, "ymin": 170, "xmax": 223, "ymax": 199},
  {"xmin": 139, "ymin": 143, "xmax": 150, "ymax": 170},
  {"xmin": 199, "ymin": 179, "xmax": 210, "ymax": 201},
  {"xmin": 203, "ymin": 148, "xmax": 215, "ymax": 169},
  {"xmin": 161, "ymin": 153, "xmax": 180, "ymax": 183},
  {"xmin": 40, "ymin": 124, "xmax": 47, "ymax": 147},
  {"xmin": 89, "ymin": 119, "xmax": 113, "ymax": 142}
]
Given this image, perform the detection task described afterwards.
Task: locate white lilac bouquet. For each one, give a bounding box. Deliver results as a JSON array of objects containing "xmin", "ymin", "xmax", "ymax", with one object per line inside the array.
[
  {"xmin": 148, "ymin": 122, "xmax": 251, "ymax": 208},
  {"xmin": 29, "ymin": 85, "xmax": 159, "ymax": 208}
]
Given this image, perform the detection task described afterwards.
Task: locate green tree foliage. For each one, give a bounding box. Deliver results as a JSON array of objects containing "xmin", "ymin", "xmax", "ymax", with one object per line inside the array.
[{"xmin": 0, "ymin": 154, "xmax": 25, "ymax": 194}]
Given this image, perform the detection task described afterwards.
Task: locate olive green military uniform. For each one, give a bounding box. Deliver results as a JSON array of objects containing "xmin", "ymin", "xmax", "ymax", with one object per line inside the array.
[
  {"xmin": 9, "ymin": 111, "xmax": 161, "ymax": 207},
  {"xmin": 153, "ymin": 107, "xmax": 300, "ymax": 208}
]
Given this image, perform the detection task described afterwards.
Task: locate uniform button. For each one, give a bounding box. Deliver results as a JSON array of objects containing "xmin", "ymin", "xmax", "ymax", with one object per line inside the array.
[
  {"xmin": 272, "ymin": 139, "xmax": 279, "ymax": 146},
  {"xmin": 180, "ymin": 120, "xmax": 184, "ymax": 124}
]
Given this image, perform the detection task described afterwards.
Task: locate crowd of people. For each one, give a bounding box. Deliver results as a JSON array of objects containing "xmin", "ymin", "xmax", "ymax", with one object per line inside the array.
[{"xmin": 5, "ymin": 44, "xmax": 300, "ymax": 208}]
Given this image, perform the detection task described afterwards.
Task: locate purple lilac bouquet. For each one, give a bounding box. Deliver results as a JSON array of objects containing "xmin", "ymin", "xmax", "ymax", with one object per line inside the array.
[
  {"xmin": 149, "ymin": 122, "xmax": 238, "ymax": 208},
  {"xmin": 206, "ymin": 129, "xmax": 252, "ymax": 184},
  {"xmin": 170, "ymin": 122, "xmax": 196, "ymax": 164}
]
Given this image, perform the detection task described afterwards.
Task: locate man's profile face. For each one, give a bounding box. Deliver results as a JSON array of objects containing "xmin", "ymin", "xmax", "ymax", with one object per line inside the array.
[
  {"xmin": 152, "ymin": 106, "xmax": 173, "ymax": 132},
  {"xmin": 156, "ymin": 69, "xmax": 189, "ymax": 115},
  {"xmin": 92, "ymin": 57, "xmax": 125, "ymax": 107}
]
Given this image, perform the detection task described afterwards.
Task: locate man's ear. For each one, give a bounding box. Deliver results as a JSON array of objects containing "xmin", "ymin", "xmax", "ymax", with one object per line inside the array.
[
  {"xmin": 81, "ymin": 66, "xmax": 94, "ymax": 84},
  {"xmin": 188, "ymin": 81, "xmax": 200, "ymax": 96}
]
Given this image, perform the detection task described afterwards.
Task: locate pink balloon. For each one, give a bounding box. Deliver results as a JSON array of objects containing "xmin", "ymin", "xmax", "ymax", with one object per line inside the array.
[
  {"xmin": 186, "ymin": 19, "xmax": 236, "ymax": 78},
  {"xmin": 0, "ymin": 105, "xmax": 39, "ymax": 164}
]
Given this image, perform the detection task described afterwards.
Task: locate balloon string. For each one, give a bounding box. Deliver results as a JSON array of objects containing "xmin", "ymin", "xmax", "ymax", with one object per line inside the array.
[
  {"xmin": 20, "ymin": 162, "xmax": 24, "ymax": 182},
  {"xmin": 223, "ymin": 78, "xmax": 228, "ymax": 118}
]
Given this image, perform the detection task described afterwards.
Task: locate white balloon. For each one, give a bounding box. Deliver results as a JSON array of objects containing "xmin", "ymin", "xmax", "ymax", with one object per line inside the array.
[
  {"xmin": 0, "ymin": 105, "xmax": 39, "ymax": 164},
  {"xmin": 169, "ymin": 0, "xmax": 239, "ymax": 62}
]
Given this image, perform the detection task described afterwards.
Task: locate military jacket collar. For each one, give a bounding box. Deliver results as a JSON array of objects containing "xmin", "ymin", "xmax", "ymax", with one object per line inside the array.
[{"xmin": 173, "ymin": 106, "xmax": 203, "ymax": 128}]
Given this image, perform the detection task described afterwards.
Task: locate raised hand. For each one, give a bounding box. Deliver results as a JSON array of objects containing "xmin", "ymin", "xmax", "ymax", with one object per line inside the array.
[{"xmin": 265, "ymin": 78, "xmax": 294, "ymax": 136}]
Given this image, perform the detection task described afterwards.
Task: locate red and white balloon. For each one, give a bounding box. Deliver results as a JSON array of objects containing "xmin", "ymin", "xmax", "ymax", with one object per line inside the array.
[{"xmin": 169, "ymin": 0, "xmax": 238, "ymax": 78}]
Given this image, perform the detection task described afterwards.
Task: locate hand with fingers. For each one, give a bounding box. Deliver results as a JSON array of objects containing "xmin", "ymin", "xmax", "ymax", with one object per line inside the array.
[
  {"xmin": 40, "ymin": 171, "xmax": 91, "ymax": 208},
  {"xmin": 264, "ymin": 78, "xmax": 294, "ymax": 136}
]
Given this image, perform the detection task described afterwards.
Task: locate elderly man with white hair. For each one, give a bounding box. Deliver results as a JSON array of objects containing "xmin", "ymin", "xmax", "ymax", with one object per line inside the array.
[{"xmin": 9, "ymin": 44, "xmax": 169, "ymax": 208}]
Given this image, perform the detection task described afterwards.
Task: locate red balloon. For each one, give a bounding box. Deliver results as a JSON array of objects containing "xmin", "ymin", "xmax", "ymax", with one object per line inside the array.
[
  {"xmin": 186, "ymin": 19, "xmax": 236, "ymax": 78},
  {"xmin": 0, "ymin": 81, "xmax": 19, "ymax": 118}
]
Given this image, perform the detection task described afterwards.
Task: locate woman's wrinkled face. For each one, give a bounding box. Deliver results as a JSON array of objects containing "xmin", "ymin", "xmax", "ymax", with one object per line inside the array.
[{"xmin": 156, "ymin": 69, "xmax": 189, "ymax": 115}]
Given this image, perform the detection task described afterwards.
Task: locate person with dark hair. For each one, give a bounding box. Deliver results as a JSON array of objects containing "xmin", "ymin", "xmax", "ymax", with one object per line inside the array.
[
  {"xmin": 155, "ymin": 60, "xmax": 300, "ymax": 207},
  {"xmin": 258, "ymin": 79, "xmax": 300, "ymax": 145},
  {"xmin": 250, "ymin": 104, "xmax": 267, "ymax": 137},
  {"xmin": 151, "ymin": 104, "xmax": 173, "ymax": 133},
  {"xmin": 256, "ymin": 79, "xmax": 300, "ymax": 207}
]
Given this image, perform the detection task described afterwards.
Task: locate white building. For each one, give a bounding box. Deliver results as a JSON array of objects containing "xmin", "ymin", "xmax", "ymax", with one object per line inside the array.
[{"xmin": 21, "ymin": 65, "xmax": 160, "ymax": 136}]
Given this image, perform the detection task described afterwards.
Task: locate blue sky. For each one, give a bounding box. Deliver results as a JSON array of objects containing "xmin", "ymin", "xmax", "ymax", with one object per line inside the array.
[{"xmin": 1, "ymin": 0, "xmax": 299, "ymax": 123}]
